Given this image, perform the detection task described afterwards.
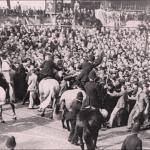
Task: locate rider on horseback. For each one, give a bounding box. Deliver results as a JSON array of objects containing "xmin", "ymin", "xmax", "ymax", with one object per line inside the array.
[
  {"xmin": 76, "ymin": 51, "xmax": 104, "ymax": 89},
  {"xmin": 39, "ymin": 54, "xmax": 61, "ymax": 81},
  {"xmin": 82, "ymin": 70, "xmax": 101, "ymax": 109}
]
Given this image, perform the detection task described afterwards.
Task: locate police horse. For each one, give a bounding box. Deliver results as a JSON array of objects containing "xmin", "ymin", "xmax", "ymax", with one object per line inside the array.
[
  {"xmin": 38, "ymin": 78, "xmax": 60, "ymax": 118},
  {"xmin": 55, "ymin": 88, "xmax": 86, "ymax": 130},
  {"xmin": 76, "ymin": 108, "xmax": 108, "ymax": 150},
  {"xmin": 0, "ymin": 74, "xmax": 17, "ymax": 122}
]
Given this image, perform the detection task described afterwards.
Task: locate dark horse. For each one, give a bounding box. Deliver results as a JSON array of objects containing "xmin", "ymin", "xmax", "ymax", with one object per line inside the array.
[{"xmin": 75, "ymin": 108, "xmax": 107, "ymax": 150}]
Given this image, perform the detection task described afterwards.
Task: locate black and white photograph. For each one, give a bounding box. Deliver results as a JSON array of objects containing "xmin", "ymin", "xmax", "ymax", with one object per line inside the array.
[{"xmin": 0, "ymin": 0, "xmax": 150, "ymax": 149}]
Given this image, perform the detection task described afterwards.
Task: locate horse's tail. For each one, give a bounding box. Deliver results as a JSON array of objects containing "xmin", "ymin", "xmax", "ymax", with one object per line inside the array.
[
  {"xmin": 83, "ymin": 120, "xmax": 94, "ymax": 150},
  {"xmin": 84, "ymin": 120, "xmax": 92, "ymax": 134},
  {"xmin": 39, "ymin": 90, "xmax": 52, "ymax": 110}
]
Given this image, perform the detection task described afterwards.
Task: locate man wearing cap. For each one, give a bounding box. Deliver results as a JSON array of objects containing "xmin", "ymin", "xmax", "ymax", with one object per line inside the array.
[
  {"xmin": 39, "ymin": 54, "xmax": 61, "ymax": 81},
  {"xmin": 76, "ymin": 51, "xmax": 104, "ymax": 88},
  {"xmin": 66, "ymin": 92, "xmax": 83, "ymax": 145},
  {"xmin": 121, "ymin": 122, "xmax": 142, "ymax": 150},
  {"xmin": 82, "ymin": 70, "xmax": 101, "ymax": 109}
]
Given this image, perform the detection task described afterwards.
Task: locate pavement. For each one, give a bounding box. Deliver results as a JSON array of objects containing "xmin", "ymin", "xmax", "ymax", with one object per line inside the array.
[{"xmin": 0, "ymin": 103, "xmax": 150, "ymax": 150}]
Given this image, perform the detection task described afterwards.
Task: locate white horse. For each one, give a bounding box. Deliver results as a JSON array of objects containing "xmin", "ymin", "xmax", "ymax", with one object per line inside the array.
[
  {"xmin": 59, "ymin": 88, "xmax": 86, "ymax": 110},
  {"xmin": 54, "ymin": 88, "xmax": 86, "ymax": 130},
  {"xmin": 38, "ymin": 79, "xmax": 60, "ymax": 117},
  {"xmin": 0, "ymin": 85, "xmax": 17, "ymax": 122},
  {"xmin": 0, "ymin": 86, "xmax": 7, "ymax": 122}
]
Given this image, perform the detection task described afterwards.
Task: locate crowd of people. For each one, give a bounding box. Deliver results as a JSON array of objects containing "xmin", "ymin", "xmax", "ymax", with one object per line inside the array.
[
  {"xmin": 0, "ymin": 13, "xmax": 150, "ymax": 148},
  {"xmin": 0, "ymin": 4, "xmax": 44, "ymax": 17},
  {"xmin": 0, "ymin": 21, "xmax": 150, "ymax": 112}
]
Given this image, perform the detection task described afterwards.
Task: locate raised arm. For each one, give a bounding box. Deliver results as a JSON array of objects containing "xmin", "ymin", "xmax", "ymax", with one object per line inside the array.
[
  {"xmin": 93, "ymin": 51, "xmax": 104, "ymax": 68},
  {"xmin": 107, "ymin": 90, "xmax": 125, "ymax": 97}
]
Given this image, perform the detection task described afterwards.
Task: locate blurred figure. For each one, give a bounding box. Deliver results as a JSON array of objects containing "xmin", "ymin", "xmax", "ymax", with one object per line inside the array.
[
  {"xmin": 6, "ymin": 136, "xmax": 16, "ymax": 150},
  {"xmin": 121, "ymin": 122, "xmax": 142, "ymax": 150},
  {"xmin": 27, "ymin": 65, "xmax": 38, "ymax": 109}
]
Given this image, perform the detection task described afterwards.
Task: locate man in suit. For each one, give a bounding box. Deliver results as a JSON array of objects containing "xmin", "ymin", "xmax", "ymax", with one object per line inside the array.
[
  {"xmin": 82, "ymin": 70, "xmax": 101, "ymax": 109},
  {"xmin": 121, "ymin": 122, "xmax": 142, "ymax": 150},
  {"xmin": 66, "ymin": 92, "xmax": 83, "ymax": 145},
  {"xmin": 39, "ymin": 54, "xmax": 61, "ymax": 81},
  {"xmin": 76, "ymin": 52, "xmax": 104, "ymax": 88}
]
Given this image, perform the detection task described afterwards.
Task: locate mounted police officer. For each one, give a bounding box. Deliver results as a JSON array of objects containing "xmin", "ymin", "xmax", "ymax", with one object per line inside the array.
[
  {"xmin": 82, "ymin": 70, "xmax": 102, "ymax": 109},
  {"xmin": 39, "ymin": 54, "xmax": 61, "ymax": 81},
  {"xmin": 76, "ymin": 52, "xmax": 104, "ymax": 89},
  {"xmin": 66, "ymin": 91, "xmax": 83, "ymax": 145}
]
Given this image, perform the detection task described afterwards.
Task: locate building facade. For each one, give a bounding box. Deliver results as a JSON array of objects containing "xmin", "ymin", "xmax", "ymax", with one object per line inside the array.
[{"xmin": 75, "ymin": 0, "xmax": 150, "ymax": 12}]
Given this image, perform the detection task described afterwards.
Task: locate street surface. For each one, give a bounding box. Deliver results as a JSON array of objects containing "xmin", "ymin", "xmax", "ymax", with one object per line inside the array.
[{"xmin": 0, "ymin": 103, "xmax": 150, "ymax": 150}]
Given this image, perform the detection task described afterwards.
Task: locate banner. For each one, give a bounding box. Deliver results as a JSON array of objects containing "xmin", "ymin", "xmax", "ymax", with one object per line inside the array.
[
  {"xmin": 95, "ymin": 9, "xmax": 120, "ymax": 27},
  {"xmin": 45, "ymin": 0, "xmax": 55, "ymax": 14}
]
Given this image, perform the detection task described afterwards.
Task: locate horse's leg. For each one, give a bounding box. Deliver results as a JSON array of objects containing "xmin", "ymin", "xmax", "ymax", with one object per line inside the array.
[
  {"xmin": 62, "ymin": 110, "xmax": 67, "ymax": 129},
  {"xmin": 8, "ymin": 82, "xmax": 17, "ymax": 120},
  {"xmin": 84, "ymin": 128, "xmax": 94, "ymax": 150},
  {"xmin": 10, "ymin": 102, "xmax": 17, "ymax": 120},
  {"xmin": 66, "ymin": 120, "xmax": 70, "ymax": 131},
  {"xmin": 51, "ymin": 98, "xmax": 56, "ymax": 119},
  {"xmin": 78, "ymin": 127, "xmax": 84, "ymax": 150},
  {"xmin": 93, "ymin": 131, "xmax": 99, "ymax": 149},
  {"xmin": 41, "ymin": 109, "xmax": 45, "ymax": 117},
  {"xmin": 0, "ymin": 105, "xmax": 5, "ymax": 123},
  {"xmin": 62, "ymin": 118, "xmax": 67, "ymax": 129}
]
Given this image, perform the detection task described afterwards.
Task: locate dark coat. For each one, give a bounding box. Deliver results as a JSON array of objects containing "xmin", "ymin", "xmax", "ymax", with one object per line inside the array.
[
  {"xmin": 14, "ymin": 65, "xmax": 27, "ymax": 100},
  {"xmin": 65, "ymin": 99, "xmax": 82, "ymax": 120},
  {"xmin": 83, "ymin": 81, "xmax": 101, "ymax": 108},
  {"xmin": 121, "ymin": 134, "xmax": 142, "ymax": 150},
  {"xmin": 77, "ymin": 55, "xmax": 103, "ymax": 83},
  {"xmin": 40, "ymin": 60, "xmax": 60, "ymax": 77}
]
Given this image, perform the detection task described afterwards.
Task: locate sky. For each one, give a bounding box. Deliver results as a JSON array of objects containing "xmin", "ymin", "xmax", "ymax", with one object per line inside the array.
[{"xmin": 0, "ymin": 0, "xmax": 46, "ymax": 9}]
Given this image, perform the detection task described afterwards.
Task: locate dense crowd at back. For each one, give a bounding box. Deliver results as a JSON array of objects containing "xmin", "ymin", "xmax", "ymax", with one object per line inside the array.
[{"xmin": 0, "ymin": 23, "xmax": 150, "ymax": 87}]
